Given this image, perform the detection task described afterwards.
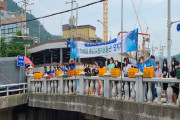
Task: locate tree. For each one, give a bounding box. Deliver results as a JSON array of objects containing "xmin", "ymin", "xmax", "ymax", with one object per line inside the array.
[
  {"xmin": 0, "ymin": 30, "xmax": 31, "ymax": 58},
  {"xmin": 0, "ymin": 37, "xmax": 8, "ymax": 57}
]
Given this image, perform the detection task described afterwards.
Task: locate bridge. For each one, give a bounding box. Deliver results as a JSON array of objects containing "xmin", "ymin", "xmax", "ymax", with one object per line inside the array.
[{"xmin": 0, "ymin": 67, "xmax": 180, "ymax": 120}]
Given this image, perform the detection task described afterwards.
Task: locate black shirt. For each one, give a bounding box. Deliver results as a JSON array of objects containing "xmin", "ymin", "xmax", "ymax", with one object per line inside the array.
[
  {"xmin": 92, "ymin": 68, "xmax": 98, "ymax": 76},
  {"xmin": 84, "ymin": 67, "xmax": 91, "ymax": 73},
  {"xmin": 162, "ymin": 67, "xmax": 169, "ymax": 78}
]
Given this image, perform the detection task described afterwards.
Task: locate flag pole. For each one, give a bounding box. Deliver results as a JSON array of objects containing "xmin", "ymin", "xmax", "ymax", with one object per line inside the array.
[{"xmin": 74, "ymin": 3, "xmax": 78, "ymax": 95}]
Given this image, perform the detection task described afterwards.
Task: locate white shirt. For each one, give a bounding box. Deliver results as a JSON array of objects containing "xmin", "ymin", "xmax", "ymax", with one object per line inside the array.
[{"xmin": 124, "ymin": 64, "xmax": 132, "ymax": 73}]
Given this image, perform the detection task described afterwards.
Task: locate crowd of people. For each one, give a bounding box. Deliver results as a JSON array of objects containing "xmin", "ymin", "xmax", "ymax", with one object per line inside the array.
[{"xmin": 42, "ymin": 53, "xmax": 180, "ymax": 103}]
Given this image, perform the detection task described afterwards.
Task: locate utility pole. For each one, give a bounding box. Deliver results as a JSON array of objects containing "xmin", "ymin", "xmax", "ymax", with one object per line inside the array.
[
  {"xmin": 97, "ymin": 19, "xmax": 111, "ymax": 67},
  {"xmin": 152, "ymin": 42, "xmax": 158, "ymax": 55},
  {"xmin": 159, "ymin": 43, "xmax": 166, "ymax": 68},
  {"xmin": 66, "ymin": 0, "xmax": 76, "ymax": 59},
  {"xmin": 121, "ymin": 0, "xmax": 123, "ymax": 80},
  {"xmin": 167, "ymin": 0, "xmax": 171, "ymax": 70},
  {"xmin": 66, "ymin": 0, "xmax": 76, "ymax": 41},
  {"xmin": 75, "ymin": 3, "xmax": 78, "ymax": 79},
  {"xmin": 18, "ymin": 0, "xmax": 33, "ymax": 35},
  {"xmin": 18, "ymin": 0, "xmax": 34, "ymax": 57}
]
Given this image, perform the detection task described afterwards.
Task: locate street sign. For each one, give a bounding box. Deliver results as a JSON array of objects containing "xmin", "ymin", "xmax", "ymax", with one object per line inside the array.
[
  {"xmin": 17, "ymin": 56, "xmax": 25, "ymax": 67},
  {"xmin": 177, "ymin": 24, "xmax": 180, "ymax": 32}
]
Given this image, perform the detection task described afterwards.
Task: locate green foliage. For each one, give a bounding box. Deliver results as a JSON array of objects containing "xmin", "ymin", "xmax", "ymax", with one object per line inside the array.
[
  {"xmin": 6, "ymin": 0, "xmax": 61, "ymax": 42},
  {"xmin": 0, "ymin": 31, "xmax": 31, "ymax": 58},
  {"xmin": 174, "ymin": 54, "xmax": 180, "ymax": 62}
]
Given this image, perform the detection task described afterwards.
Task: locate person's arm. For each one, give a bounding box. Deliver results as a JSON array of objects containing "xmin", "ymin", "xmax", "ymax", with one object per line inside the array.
[
  {"xmin": 90, "ymin": 68, "xmax": 92, "ymax": 74},
  {"xmin": 166, "ymin": 72, "xmax": 169, "ymax": 78}
]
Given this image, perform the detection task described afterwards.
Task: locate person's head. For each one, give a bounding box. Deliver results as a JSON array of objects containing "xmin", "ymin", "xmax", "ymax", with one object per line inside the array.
[
  {"xmin": 110, "ymin": 57, "xmax": 114, "ymax": 64},
  {"xmin": 147, "ymin": 53, "xmax": 150, "ymax": 59},
  {"xmin": 49, "ymin": 66, "xmax": 51, "ymax": 70},
  {"xmin": 172, "ymin": 57, "xmax": 176, "ymax": 66},
  {"xmin": 100, "ymin": 63, "xmax": 103, "ymax": 68},
  {"xmin": 124, "ymin": 57, "xmax": 126, "ymax": 62},
  {"xmin": 126, "ymin": 57, "xmax": 129, "ymax": 64},
  {"xmin": 93, "ymin": 64, "xmax": 96, "ymax": 69},
  {"xmin": 62, "ymin": 64, "xmax": 65, "ymax": 67},
  {"xmin": 163, "ymin": 59, "xmax": 167, "ymax": 68},
  {"xmin": 156, "ymin": 62, "xmax": 160, "ymax": 69},
  {"xmin": 70, "ymin": 59, "xmax": 74, "ymax": 64},
  {"xmin": 86, "ymin": 64, "xmax": 89, "ymax": 68},
  {"xmin": 66, "ymin": 65, "xmax": 69, "ymax": 69},
  {"xmin": 139, "ymin": 56, "xmax": 144, "ymax": 64},
  {"xmin": 151, "ymin": 55, "xmax": 155, "ymax": 62},
  {"xmin": 115, "ymin": 60, "xmax": 118, "ymax": 65},
  {"xmin": 54, "ymin": 66, "xmax": 57, "ymax": 70}
]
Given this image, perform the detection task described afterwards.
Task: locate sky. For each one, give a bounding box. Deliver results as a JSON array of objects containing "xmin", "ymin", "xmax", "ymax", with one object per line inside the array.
[{"xmin": 13, "ymin": 0, "xmax": 180, "ymax": 57}]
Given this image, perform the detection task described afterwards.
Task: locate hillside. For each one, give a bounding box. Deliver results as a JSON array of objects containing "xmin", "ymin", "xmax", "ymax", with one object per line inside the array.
[{"xmin": 6, "ymin": 0, "xmax": 61, "ymax": 42}]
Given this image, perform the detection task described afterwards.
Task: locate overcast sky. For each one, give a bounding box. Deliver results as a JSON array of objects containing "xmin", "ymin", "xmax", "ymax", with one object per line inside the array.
[{"xmin": 14, "ymin": 0, "xmax": 180, "ymax": 56}]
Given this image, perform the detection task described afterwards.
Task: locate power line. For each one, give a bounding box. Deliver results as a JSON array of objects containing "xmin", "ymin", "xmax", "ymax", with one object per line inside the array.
[{"xmin": 1, "ymin": 0, "xmax": 105, "ymax": 26}]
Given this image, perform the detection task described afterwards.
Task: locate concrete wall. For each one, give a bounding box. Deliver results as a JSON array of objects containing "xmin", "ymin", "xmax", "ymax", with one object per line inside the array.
[
  {"xmin": 0, "ymin": 94, "xmax": 27, "ymax": 109},
  {"xmin": 29, "ymin": 94, "xmax": 180, "ymax": 120}
]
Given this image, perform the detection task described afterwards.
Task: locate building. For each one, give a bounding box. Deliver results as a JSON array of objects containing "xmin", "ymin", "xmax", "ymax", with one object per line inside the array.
[
  {"xmin": 0, "ymin": 10, "xmax": 26, "ymax": 42},
  {"xmin": 0, "ymin": 0, "xmax": 31, "ymax": 43},
  {"xmin": 0, "ymin": 0, "xmax": 7, "ymax": 11},
  {"xmin": 62, "ymin": 24, "xmax": 102, "ymax": 43},
  {"xmin": 29, "ymin": 38, "xmax": 107, "ymax": 66}
]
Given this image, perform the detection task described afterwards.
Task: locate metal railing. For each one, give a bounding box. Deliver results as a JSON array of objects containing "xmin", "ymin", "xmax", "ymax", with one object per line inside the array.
[{"xmin": 0, "ymin": 83, "xmax": 27, "ymax": 96}]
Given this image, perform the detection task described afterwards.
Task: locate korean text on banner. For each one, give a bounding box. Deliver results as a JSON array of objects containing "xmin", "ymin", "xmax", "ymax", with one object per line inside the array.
[{"xmin": 71, "ymin": 29, "xmax": 138, "ymax": 58}]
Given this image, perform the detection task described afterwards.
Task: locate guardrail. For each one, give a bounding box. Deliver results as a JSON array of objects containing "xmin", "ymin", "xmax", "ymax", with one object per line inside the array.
[
  {"xmin": 0, "ymin": 83, "xmax": 27, "ymax": 96},
  {"xmin": 28, "ymin": 72, "xmax": 180, "ymax": 106}
]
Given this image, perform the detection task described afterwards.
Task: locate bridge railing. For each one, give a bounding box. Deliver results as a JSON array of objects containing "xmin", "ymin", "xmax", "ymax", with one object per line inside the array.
[
  {"xmin": 0, "ymin": 83, "xmax": 27, "ymax": 96},
  {"xmin": 143, "ymin": 77, "xmax": 180, "ymax": 105},
  {"xmin": 28, "ymin": 72, "xmax": 180, "ymax": 106}
]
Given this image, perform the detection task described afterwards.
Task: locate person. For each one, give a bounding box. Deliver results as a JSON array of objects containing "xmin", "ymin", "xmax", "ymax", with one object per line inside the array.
[
  {"xmin": 61, "ymin": 64, "xmax": 67, "ymax": 74},
  {"xmin": 84, "ymin": 64, "xmax": 91, "ymax": 75},
  {"xmin": 152, "ymin": 61, "xmax": 162, "ymax": 102},
  {"xmin": 59, "ymin": 63, "xmax": 62, "ymax": 70},
  {"xmin": 175, "ymin": 61, "xmax": 180, "ymax": 98},
  {"xmin": 150, "ymin": 55, "xmax": 156, "ymax": 101},
  {"xmin": 170, "ymin": 58, "xmax": 178, "ymax": 104},
  {"xmin": 115, "ymin": 60, "xmax": 120, "ymax": 68},
  {"xmin": 53, "ymin": 66, "xmax": 57, "ymax": 77},
  {"xmin": 161, "ymin": 59, "xmax": 169, "ymax": 101},
  {"xmin": 92, "ymin": 64, "xmax": 98, "ymax": 76},
  {"xmin": 69, "ymin": 59, "xmax": 75, "ymax": 70},
  {"xmin": 137, "ymin": 56, "xmax": 146, "ymax": 73},
  {"xmin": 145, "ymin": 53, "xmax": 152, "ymax": 68},
  {"xmin": 123, "ymin": 57, "xmax": 131, "ymax": 77},
  {"xmin": 151, "ymin": 55, "xmax": 156, "ymax": 69},
  {"xmin": 107, "ymin": 57, "xmax": 115, "ymax": 72},
  {"xmin": 44, "ymin": 66, "xmax": 48, "ymax": 76},
  {"xmin": 145, "ymin": 53, "xmax": 152, "ymax": 101},
  {"xmin": 154, "ymin": 62, "xmax": 162, "ymax": 78},
  {"xmin": 48, "ymin": 66, "xmax": 54, "ymax": 76},
  {"xmin": 123, "ymin": 57, "xmax": 131, "ymax": 99}
]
